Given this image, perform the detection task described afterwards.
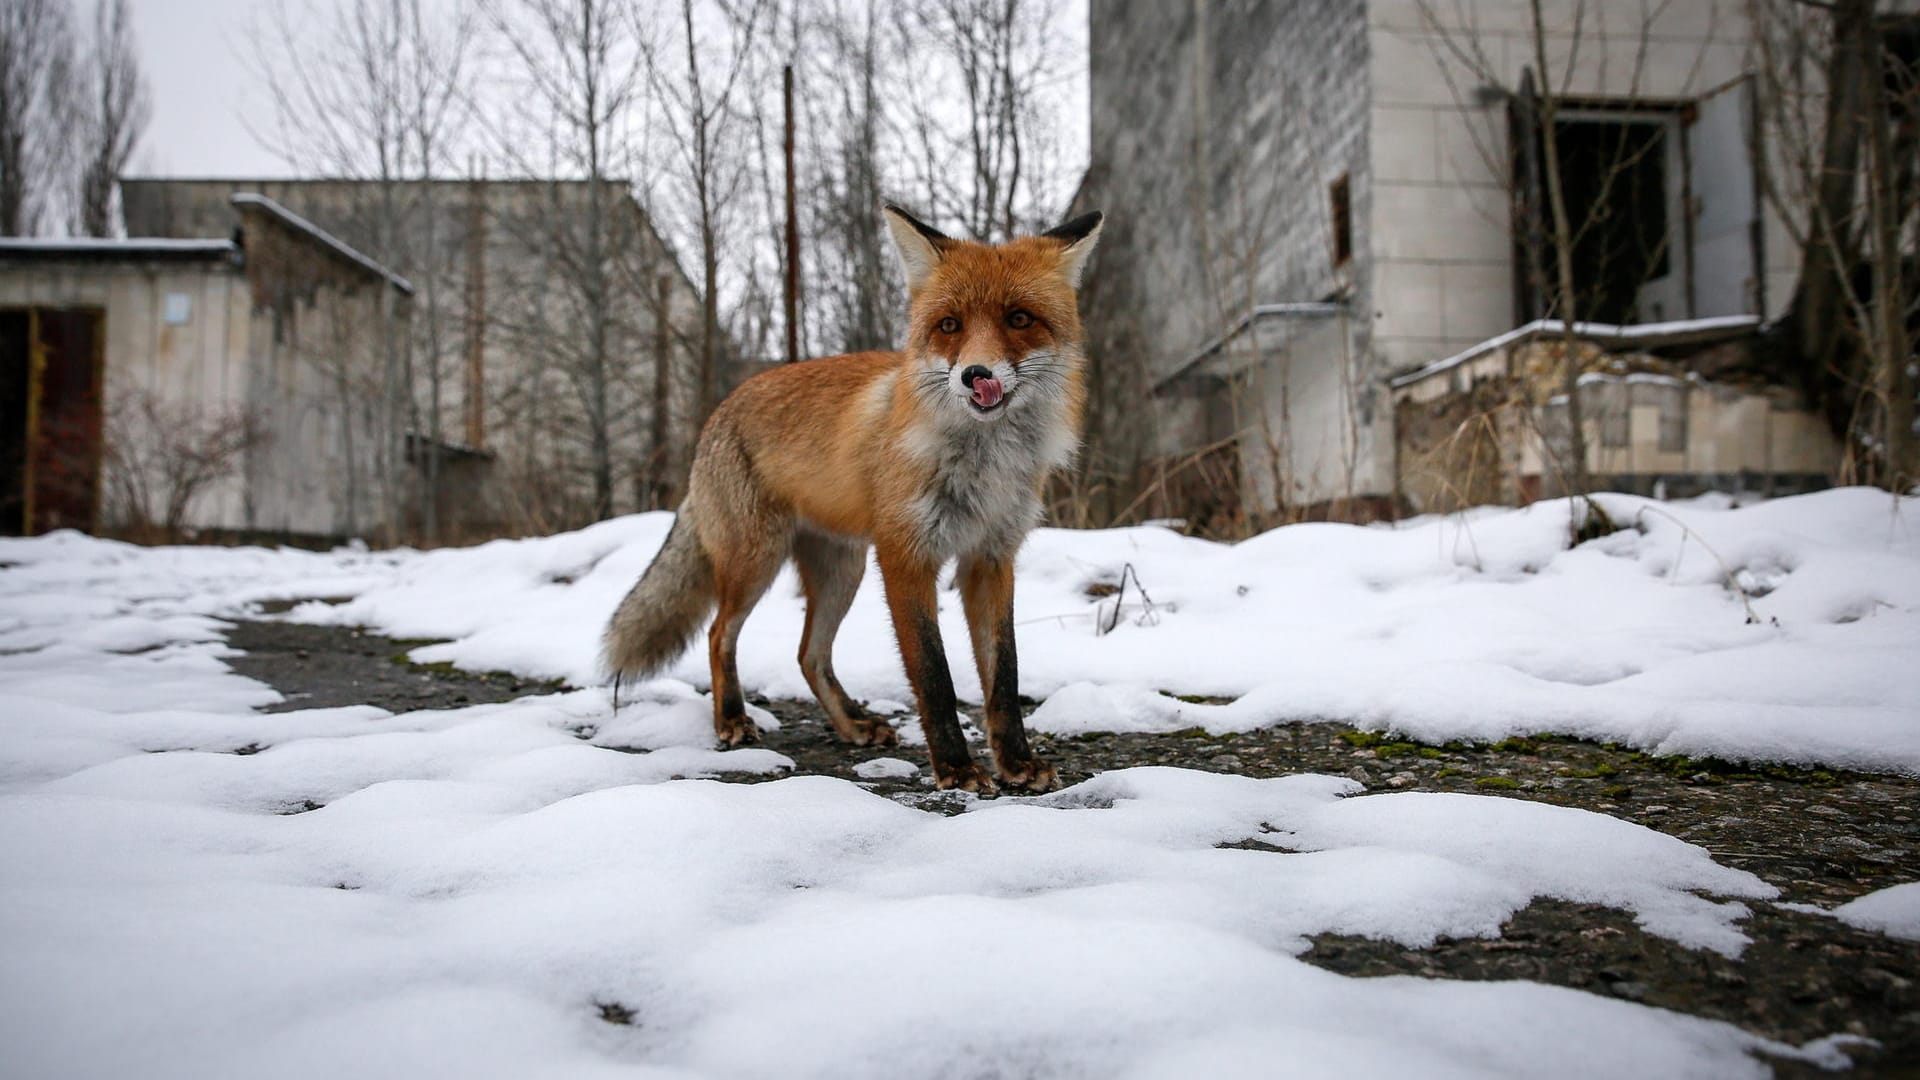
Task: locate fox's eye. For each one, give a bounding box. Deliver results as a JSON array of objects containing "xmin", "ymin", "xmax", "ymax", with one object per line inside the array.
[
  {"xmin": 1006, "ymin": 310, "xmax": 1034, "ymax": 330},
  {"xmin": 937, "ymin": 316, "xmax": 961, "ymax": 334}
]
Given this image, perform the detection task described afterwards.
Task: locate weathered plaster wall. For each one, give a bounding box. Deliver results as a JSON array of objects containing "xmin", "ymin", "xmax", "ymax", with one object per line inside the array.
[
  {"xmin": 0, "ymin": 260, "xmax": 255, "ymax": 530},
  {"xmin": 1082, "ymin": 0, "xmax": 1387, "ymax": 510},
  {"xmin": 235, "ymin": 204, "xmax": 404, "ymax": 539}
]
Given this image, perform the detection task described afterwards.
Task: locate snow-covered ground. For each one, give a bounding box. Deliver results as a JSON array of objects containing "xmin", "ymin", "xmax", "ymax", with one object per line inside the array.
[
  {"xmin": 1, "ymin": 488, "xmax": 1914, "ymax": 1076},
  {"xmin": 18, "ymin": 487, "xmax": 1908, "ymax": 771}
]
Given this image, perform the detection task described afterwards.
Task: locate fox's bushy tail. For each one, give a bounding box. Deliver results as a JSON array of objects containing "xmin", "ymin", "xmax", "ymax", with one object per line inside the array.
[{"xmin": 602, "ymin": 511, "xmax": 715, "ymax": 691}]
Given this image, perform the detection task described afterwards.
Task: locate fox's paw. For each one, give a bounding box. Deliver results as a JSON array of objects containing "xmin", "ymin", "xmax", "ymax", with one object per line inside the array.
[
  {"xmin": 839, "ymin": 717, "xmax": 899, "ymax": 748},
  {"xmin": 996, "ymin": 757, "xmax": 1060, "ymax": 794},
  {"xmin": 715, "ymin": 715, "xmax": 761, "ymax": 748},
  {"xmin": 933, "ymin": 761, "xmax": 998, "ymax": 795}
]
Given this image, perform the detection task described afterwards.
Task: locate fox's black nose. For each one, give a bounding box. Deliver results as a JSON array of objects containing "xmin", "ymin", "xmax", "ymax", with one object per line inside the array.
[{"xmin": 960, "ymin": 364, "xmax": 993, "ymax": 388}]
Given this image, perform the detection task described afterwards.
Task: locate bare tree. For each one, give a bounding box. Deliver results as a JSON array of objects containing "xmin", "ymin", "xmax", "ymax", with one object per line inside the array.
[
  {"xmin": 486, "ymin": 0, "xmax": 653, "ymax": 520},
  {"xmin": 795, "ymin": 0, "xmax": 898, "ymax": 354},
  {"xmin": 915, "ymin": 0, "xmax": 1031, "ymax": 240},
  {"xmin": 102, "ymin": 390, "xmax": 265, "ymax": 542},
  {"xmin": 1753, "ymin": 0, "xmax": 1918, "ymax": 491},
  {"xmin": 0, "ymin": 0, "xmax": 75, "ymax": 236},
  {"xmin": 73, "ymin": 0, "xmax": 146, "ymax": 237},
  {"xmin": 400, "ymin": 0, "xmax": 479, "ymax": 539},
  {"xmin": 645, "ymin": 0, "xmax": 768, "ymax": 423}
]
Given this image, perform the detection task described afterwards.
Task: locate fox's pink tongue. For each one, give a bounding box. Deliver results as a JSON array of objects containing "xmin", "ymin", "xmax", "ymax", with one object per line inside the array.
[{"xmin": 971, "ymin": 377, "xmax": 1004, "ymax": 408}]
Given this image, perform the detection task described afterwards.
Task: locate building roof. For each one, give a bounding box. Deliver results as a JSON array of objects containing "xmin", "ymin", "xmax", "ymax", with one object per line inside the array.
[
  {"xmin": 231, "ymin": 193, "xmax": 414, "ymax": 294},
  {"xmin": 1158, "ymin": 302, "xmax": 1348, "ymax": 389},
  {"xmin": 1388, "ymin": 315, "xmax": 1764, "ymax": 390},
  {"xmin": 124, "ymin": 175, "xmax": 639, "ymax": 187},
  {"xmin": 0, "ymin": 237, "xmax": 239, "ymax": 263}
]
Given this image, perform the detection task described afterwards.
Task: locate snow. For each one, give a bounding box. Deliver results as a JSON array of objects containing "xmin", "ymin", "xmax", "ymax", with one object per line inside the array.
[
  {"xmin": 230, "ymin": 487, "xmax": 1920, "ymax": 775},
  {"xmin": 1824, "ymin": 882, "xmax": 1920, "ymax": 942},
  {"xmin": 0, "ymin": 236, "xmax": 237, "ymax": 254},
  {"xmin": 1388, "ymin": 314, "xmax": 1762, "ymax": 389},
  {"xmin": 0, "ymin": 697, "xmax": 1838, "ymax": 1077},
  {"xmin": 1, "ymin": 488, "xmax": 1913, "ymax": 1075},
  {"xmin": 852, "ymin": 756, "xmax": 920, "ymax": 779}
]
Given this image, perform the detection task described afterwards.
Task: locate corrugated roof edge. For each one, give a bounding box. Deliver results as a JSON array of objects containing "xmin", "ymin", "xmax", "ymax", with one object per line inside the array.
[
  {"xmin": 231, "ymin": 192, "xmax": 415, "ymax": 295},
  {"xmin": 1388, "ymin": 315, "xmax": 1763, "ymax": 390}
]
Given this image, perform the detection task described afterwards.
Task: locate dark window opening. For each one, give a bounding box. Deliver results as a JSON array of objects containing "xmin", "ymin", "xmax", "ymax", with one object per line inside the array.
[
  {"xmin": 1884, "ymin": 16, "xmax": 1919, "ymax": 124},
  {"xmin": 1329, "ymin": 174, "xmax": 1353, "ymax": 268},
  {"xmin": 1510, "ymin": 76, "xmax": 1690, "ymax": 326},
  {"xmin": 1552, "ymin": 116, "xmax": 1671, "ymax": 325}
]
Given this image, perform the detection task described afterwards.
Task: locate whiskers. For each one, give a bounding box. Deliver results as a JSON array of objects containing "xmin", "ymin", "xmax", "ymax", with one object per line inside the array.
[
  {"xmin": 908, "ymin": 367, "xmax": 953, "ymax": 402},
  {"xmin": 1012, "ymin": 351, "xmax": 1075, "ymax": 398}
]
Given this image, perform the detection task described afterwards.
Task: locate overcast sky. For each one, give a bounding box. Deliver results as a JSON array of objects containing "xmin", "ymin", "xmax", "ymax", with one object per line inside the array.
[
  {"xmin": 129, "ymin": 0, "xmax": 287, "ymax": 177},
  {"xmin": 127, "ymin": 0, "xmax": 1090, "ymax": 188}
]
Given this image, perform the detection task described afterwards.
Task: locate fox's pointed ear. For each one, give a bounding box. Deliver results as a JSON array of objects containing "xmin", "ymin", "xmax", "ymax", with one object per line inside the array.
[
  {"xmin": 883, "ymin": 203, "xmax": 952, "ymax": 292},
  {"xmin": 1043, "ymin": 210, "xmax": 1104, "ymax": 288}
]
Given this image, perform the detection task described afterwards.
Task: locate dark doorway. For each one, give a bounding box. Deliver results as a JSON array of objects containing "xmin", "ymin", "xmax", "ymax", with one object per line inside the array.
[
  {"xmin": 0, "ymin": 311, "xmax": 28, "ymax": 533},
  {"xmin": 1, "ymin": 308, "xmax": 104, "ymax": 535},
  {"xmin": 1552, "ymin": 116, "xmax": 1672, "ymax": 325}
]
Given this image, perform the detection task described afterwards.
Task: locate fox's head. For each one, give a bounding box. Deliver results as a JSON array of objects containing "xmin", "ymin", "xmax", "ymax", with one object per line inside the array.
[{"xmin": 883, "ymin": 204, "xmax": 1103, "ymax": 425}]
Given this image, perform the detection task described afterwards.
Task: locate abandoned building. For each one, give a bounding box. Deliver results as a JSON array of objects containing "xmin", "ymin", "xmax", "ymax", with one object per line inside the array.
[
  {"xmin": 1, "ymin": 194, "xmax": 416, "ymax": 539},
  {"xmin": 1077, "ymin": 0, "xmax": 1881, "ymax": 526},
  {"xmin": 119, "ymin": 177, "xmax": 711, "ymax": 533}
]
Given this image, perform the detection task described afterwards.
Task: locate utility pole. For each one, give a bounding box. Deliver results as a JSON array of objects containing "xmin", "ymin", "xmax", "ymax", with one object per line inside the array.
[
  {"xmin": 653, "ymin": 272, "xmax": 673, "ymax": 506},
  {"xmin": 783, "ymin": 62, "xmax": 800, "ymax": 364},
  {"xmin": 464, "ymin": 157, "xmax": 488, "ymax": 450}
]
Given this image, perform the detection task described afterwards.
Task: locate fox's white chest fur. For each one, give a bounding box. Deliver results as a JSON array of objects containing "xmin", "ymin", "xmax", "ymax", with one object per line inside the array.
[{"xmin": 904, "ymin": 393, "xmax": 1076, "ymax": 561}]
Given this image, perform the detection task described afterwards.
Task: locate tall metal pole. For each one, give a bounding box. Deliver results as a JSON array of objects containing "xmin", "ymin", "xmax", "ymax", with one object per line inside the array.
[{"xmin": 783, "ymin": 63, "xmax": 800, "ymax": 364}]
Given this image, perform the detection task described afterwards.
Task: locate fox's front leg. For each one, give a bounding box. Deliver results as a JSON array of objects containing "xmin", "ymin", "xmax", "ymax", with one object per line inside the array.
[
  {"xmin": 876, "ymin": 544, "xmax": 995, "ymax": 793},
  {"xmin": 958, "ymin": 554, "xmax": 1058, "ymax": 793}
]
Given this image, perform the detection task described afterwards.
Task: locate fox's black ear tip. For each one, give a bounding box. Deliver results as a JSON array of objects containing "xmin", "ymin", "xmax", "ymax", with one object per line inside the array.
[
  {"xmin": 1044, "ymin": 210, "xmax": 1104, "ymax": 244},
  {"xmin": 882, "ymin": 202, "xmax": 953, "ymax": 243}
]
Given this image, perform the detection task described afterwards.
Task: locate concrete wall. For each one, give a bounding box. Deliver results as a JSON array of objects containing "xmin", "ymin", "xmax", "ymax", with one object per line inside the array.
[
  {"xmin": 1082, "ymin": 0, "xmax": 1388, "ymax": 511},
  {"xmin": 1367, "ymin": 0, "xmax": 1774, "ymax": 382},
  {"xmin": 233, "ymin": 203, "xmax": 404, "ymax": 539},
  {"xmin": 1240, "ymin": 313, "xmax": 1376, "ymax": 512}
]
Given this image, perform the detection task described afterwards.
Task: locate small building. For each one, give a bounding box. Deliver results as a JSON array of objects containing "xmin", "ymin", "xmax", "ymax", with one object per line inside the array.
[
  {"xmin": 120, "ymin": 177, "xmax": 713, "ymax": 532},
  {"xmin": 1075, "ymin": 0, "xmax": 1901, "ymax": 527},
  {"xmin": 1, "ymin": 193, "xmax": 420, "ymax": 540}
]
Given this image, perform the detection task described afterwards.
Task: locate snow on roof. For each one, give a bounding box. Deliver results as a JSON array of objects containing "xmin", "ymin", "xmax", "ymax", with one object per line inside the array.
[
  {"xmin": 0, "ymin": 237, "xmax": 237, "ymax": 259},
  {"xmin": 1389, "ymin": 315, "xmax": 1763, "ymax": 390},
  {"xmin": 230, "ymin": 192, "xmax": 414, "ymax": 294},
  {"xmin": 1159, "ymin": 301, "xmax": 1348, "ymax": 388}
]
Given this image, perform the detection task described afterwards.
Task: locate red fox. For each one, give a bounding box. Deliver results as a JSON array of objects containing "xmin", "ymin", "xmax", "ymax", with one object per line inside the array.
[{"xmin": 602, "ymin": 203, "xmax": 1103, "ymax": 793}]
